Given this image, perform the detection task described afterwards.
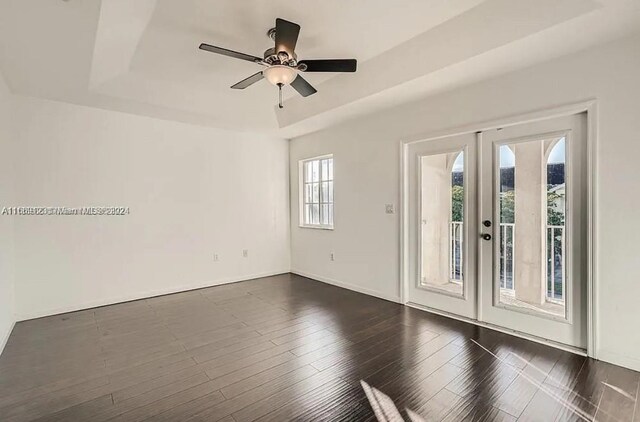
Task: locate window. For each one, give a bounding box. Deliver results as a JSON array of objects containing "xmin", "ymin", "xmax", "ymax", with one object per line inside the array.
[{"xmin": 300, "ymin": 155, "xmax": 334, "ymax": 229}]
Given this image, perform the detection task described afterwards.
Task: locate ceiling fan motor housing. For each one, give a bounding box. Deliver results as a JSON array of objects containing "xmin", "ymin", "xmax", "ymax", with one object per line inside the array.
[{"xmin": 263, "ymin": 47, "xmax": 298, "ymax": 67}]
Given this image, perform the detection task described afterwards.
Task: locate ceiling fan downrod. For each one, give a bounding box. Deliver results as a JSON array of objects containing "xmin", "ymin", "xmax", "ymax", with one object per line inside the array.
[{"xmin": 278, "ymin": 83, "xmax": 284, "ymax": 109}]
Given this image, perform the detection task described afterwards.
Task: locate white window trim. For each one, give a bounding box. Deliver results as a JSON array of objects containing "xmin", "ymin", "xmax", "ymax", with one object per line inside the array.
[{"xmin": 299, "ymin": 154, "xmax": 334, "ymax": 230}]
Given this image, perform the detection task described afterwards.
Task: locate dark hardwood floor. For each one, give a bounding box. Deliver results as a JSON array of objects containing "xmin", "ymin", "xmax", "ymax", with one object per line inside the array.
[{"xmin": 0, "ymin": 273, "xmax": 638, "ymax": 421}]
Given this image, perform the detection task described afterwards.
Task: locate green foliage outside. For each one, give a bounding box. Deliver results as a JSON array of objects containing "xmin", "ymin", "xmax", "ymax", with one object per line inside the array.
[
  {"xmin": 450, "ymin": 185, "xmax": 565, "ymax": 225},
  {"xmin": 451, "ymin": 185, "xmax": 464, "ymax": 222},
  {"xmin": 500, "ymin": 190, "xmax": 515, "ymax": 224},
  {"xmin": 546, "ymin": 190, "xmax": 565, "ymax": 226}
]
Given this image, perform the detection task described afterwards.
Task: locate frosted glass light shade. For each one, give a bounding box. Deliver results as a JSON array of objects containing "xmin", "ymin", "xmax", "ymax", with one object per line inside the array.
[{"xmin": 264, "ymin": 65, "xmax": 297, "ymax": 86}]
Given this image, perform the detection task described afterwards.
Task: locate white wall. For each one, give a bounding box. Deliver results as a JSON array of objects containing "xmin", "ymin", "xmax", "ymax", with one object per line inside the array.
[
  {"xmin": 12, "ymin": 96, "xmax": 290, "ymax": 320},
  {"xmin": 290, "ymin": 33, "xmax": 640, "ymax": 371},
  {"xmin": 0, "ymin": 71, "xmax": 15, "ymax": 354}
]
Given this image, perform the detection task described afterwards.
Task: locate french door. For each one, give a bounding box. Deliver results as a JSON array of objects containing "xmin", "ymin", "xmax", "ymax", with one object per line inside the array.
[
  {"xmin": 405, "ymin": 133, "xmax": 478, "ymax": 319},
  {"xmin": 405, "ymin": 113, "xmax": 587, "ymax": 349}
]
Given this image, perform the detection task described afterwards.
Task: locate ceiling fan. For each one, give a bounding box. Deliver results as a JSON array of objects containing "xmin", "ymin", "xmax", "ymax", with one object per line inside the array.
[{"xmin": 199, "ymin": 18, "xmax": 357, "ymax": 108}]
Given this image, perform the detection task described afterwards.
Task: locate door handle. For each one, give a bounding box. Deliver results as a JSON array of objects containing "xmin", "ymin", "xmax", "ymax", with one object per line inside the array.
[{"xmin": 481, "ymin": 233, "xmax": 492, "ymax": 241}]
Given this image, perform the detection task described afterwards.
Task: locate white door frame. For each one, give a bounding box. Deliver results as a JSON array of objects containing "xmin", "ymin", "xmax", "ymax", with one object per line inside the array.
[{"xmin": 400, "ymin": 99, "xmax": 598, "ymax": 358}]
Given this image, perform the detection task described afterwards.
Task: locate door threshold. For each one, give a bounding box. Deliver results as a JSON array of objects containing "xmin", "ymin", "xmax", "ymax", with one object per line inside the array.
[{"xmin": 406, "ymin": 301, "xmax": 587, "ymax": 357}]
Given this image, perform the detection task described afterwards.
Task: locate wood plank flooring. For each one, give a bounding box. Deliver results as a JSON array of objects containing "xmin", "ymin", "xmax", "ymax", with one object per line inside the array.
[{"xmin": 0, "ymin": 273, "xmax": 638, "ymax": 421}]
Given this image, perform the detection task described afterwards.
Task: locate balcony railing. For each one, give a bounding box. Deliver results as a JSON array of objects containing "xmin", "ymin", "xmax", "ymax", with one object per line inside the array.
[
  {"xmin": 449, "ymin": 222, "xmax": 463, "ymax": 282},
  {"xmin": 448, "ymin": 222, "xmax": 565, "ymax": 302},
  {"xmin": 547, "ymin": 225, "xmax": 565, "ymax": 302},
  {"xmin": 499, "ymin": 223, "xmax": 515, "ymax": 290}
]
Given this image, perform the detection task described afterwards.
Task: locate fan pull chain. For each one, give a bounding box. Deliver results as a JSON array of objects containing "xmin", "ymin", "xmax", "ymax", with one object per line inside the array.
[{"xmin": 278, "ymin": 83, "xmax": 283, "ymax": 109}]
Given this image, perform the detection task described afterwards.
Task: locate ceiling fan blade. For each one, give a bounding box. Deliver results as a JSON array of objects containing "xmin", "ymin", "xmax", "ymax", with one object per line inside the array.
[
  {"xmin": 290, "ymin": 74, "xmax": 317, "ymax": 97},
  {"xmin": 299, "ymin": 59, "xmax": 357, "ymax": 72},
  {"xmin": 199, "ymin": 43, "xmax": 263, "ymax": 64},
  {"xmin": 274, "ymin": 18, "xmax": 300, "ymax": 58},
  {"xmin": 231, "ymin": 72, "xmax": 264, "ymax": 89}
]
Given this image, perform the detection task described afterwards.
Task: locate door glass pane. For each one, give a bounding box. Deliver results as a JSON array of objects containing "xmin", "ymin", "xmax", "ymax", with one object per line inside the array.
[
  {"xmin": 420, "ymin": 151, "xmax": 464, "ymax": 296},
  {"xmin": 497, "ymin": 137, "xmax": 566, "ymax": 318}
]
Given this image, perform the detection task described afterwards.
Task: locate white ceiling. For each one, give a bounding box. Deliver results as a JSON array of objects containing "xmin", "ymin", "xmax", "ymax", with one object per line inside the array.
[{"xmin": 1, "ymin": 0, "xmax": 639, "ymax": 137}]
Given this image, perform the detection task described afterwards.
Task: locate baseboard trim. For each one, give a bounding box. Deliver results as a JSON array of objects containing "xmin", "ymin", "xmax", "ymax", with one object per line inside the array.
[
  {"xmin": 597, "ymin": 350, "xmax": 640, "ymax": 372},
  {"xmin": 291, "ymin": 269, "xmax": 401, "ymax": 304},
  {"xmin": 0, "ymin": 319, "xmax": 16, "ymax": 357},
  {"xmin": 16, "ymin": 270, "xmax": 290, "ymax": 321}
]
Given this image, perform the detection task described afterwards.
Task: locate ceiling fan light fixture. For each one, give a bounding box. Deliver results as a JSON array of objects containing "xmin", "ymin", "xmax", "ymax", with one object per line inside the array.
[{"xmin": 263, "ymin": 65, "xmax": 297, "ymax": 86}]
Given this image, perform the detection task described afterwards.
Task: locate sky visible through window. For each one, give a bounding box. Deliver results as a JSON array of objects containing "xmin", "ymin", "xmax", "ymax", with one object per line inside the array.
[
  {"xmin": 499, "ymin": 137, "xmax": 565, "ymax": 168},
  {"xmin": 548, "ymin": 138, "xmax": 566, "ymax": 163},
  {"xmin": 452, "ymin": 152, "xmax": 464, "ymax": 172},
  {"xmin": 450, "ymin": 137, "xmax": 565, "ymax": 172}
]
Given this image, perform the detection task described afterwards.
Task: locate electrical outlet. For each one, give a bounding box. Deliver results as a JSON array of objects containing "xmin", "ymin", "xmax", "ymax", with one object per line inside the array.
[
  {"xmin": 213, "ymin": 253, "xmax": 219, "ymax": 261},
  {"xmin": 242, "ymin": 249, "xmax": 248, "ymax": 258},
  {"xmin": 385, "ymin": 204, "xmax": 395, "ymax": 214},
  {"xmin": 330, "ymin": 252, "xmax": 335, "ymax": 261}
]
